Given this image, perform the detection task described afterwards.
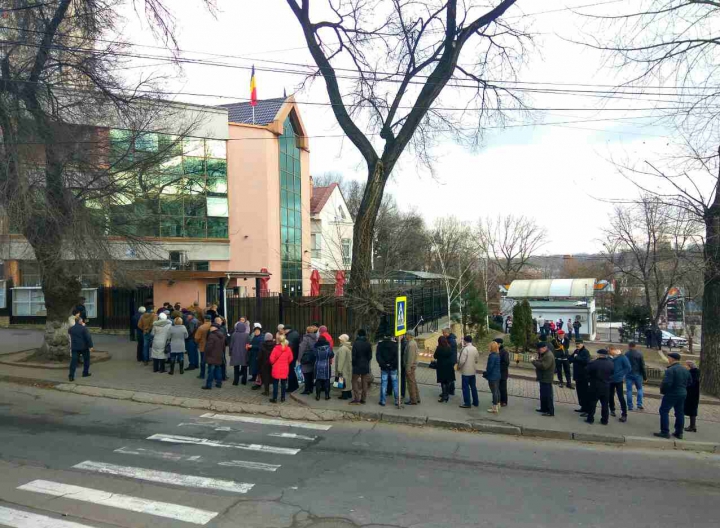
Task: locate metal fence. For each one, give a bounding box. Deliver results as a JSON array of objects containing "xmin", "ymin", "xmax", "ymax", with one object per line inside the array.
[{"xmin": 225, "ymin": 286, "xmax": 447, "ymax": 338}]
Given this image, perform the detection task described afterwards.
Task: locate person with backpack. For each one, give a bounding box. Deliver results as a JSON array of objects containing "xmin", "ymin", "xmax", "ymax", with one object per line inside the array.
[
  {"xmin": 313, "ymin": 335, "xmax": 335, "ymax": 401},
  {"xmin": 299, "ymin": 325, "xmax": 318, "ymax": 395}
]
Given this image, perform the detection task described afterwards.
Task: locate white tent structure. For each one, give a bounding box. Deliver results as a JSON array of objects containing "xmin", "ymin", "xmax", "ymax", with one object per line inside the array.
[{"xmin": 503, "ymin": 278, "xmax": 598, "ymax": 340}]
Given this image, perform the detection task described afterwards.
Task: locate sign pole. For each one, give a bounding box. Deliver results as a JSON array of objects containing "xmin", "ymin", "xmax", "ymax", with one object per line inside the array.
[{"xmin": 395, "ymin": 296, "xmax": 407, "ymax": 409}]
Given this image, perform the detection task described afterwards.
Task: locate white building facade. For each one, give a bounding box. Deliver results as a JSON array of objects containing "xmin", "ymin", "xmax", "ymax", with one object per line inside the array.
[{"xmin": 310, "ymin": 184, "xmax": 354, "ymax": 281}]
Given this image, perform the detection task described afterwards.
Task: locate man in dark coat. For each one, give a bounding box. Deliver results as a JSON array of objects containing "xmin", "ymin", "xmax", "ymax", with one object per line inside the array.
[
  {"xmin": 654, "ymin": 352, "xmax": 691, "ymax": 439},
  {"xmin": 569, "ymin": 339, "xmax": 591, "ymax": 413},
  {"xmin": 376, "ymin": 335, "xmax": 399, "ymax": 407},
  {"xmin": 585, "ymin": 349, "xmax": 614, "ymax": 425},
  {"xmin": 131, "ymin": 307, "xmax": 145, "ymax": 362},
  {"xmin": 442, "ymin": 328, "xmax": 458, "ymax": 396},
  {"xmin": 495, "ymin": 338, "xmax": 510, "ymax": 407},
  {"xmin": 532, "ymin": 342, "xmax": 555, "ymax": 417},
  {"xmin": 350, "ymin": 329, "xmax": 373, "ymax": 404},
  {"xmin": 284, "ymin": 325, "xmax": 301, "ymax": 393},
  {"xmin": 68, "ymin": 318, "xmax": 94, "ymax": 382},
  {"xmin": 654, "ymin": 327, "xmax": 663, "ymax": 351}
]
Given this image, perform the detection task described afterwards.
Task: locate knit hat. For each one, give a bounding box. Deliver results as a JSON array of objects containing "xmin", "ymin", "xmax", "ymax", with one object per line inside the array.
[
  {"xmin": 253, "ymin": 322, "xmax": 262, "ymax": 329},
  {"xmin": 668, "ymin": 352, "xmax": 682, "ymax": 360},
  {"xmin": 339, "ymin": 334, "xmax": 350, "ymax": 343},
  {"xmin": 319, "ymin": 325, "xmax": 328, "ymax": 333},
  {"xmin": 264, "ymin": 332, "xmax": 274, "ymax": 341},
  {"xmin": 159, "ymin": 313, "xmax": 167, "ymax": 320},
  {"xmin": 138, "ymin": 306, "xmax": 146, "ymax": 313},
  {"xmin": 536, "ymin": 342, "xmax": 547, "ymax": 349}
]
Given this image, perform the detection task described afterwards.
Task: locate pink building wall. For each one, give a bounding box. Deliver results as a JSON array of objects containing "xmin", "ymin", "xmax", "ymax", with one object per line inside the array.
[
  {"xmin": 223, "ymin": 104, "xmax": 311, "ymax": 296},
  {"xmin": 153, "ymin": 279, "xmax": 213, "ymax": 309}
]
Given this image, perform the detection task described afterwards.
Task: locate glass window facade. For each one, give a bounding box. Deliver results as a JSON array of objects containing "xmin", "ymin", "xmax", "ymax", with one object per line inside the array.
[
  {"xmin": 109, "ymin": 131, "xmax": 228, "ymax": 239},
  {"xmin": 280, "ymin": 118, "xmax": 303, "ymax": 296}
]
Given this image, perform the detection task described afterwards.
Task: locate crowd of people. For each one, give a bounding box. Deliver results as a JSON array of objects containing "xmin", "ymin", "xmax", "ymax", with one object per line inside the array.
[
  {"xmin": 67, "ymin": 301, "xmax": 701, "ymax": 439},
  {"xmin": 530, "ymin": 330, "xmax": 701, "ymax": 439}
]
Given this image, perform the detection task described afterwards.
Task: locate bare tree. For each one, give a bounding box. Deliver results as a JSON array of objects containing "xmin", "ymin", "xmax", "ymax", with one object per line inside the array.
[
  {"xmin": 478, "ymin": 214, "xmax": 547, "ymax": 284},
  {"xmin": 601, "ymin": 196, "xmax": 703, "ymax": 328},
  {"xmin": 584, "ymin": 1, "xmax": 720, "ymax": 394},
  {"xmin": 285, "ymin": 0, "xmax": 527, "ymax": 323},
  {"xmin": 429, "ymin": 216, "xmax": 477, "ymax": 334},
  {"xmin": 0, "ymin": 0, "xmax": 212, "ymax": 359}
]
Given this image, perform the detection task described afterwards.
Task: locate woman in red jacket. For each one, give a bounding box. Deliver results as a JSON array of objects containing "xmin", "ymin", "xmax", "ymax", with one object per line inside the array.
[{"xmin": 269, "ymin": 335, "xmax": 294, "ymax": 403}]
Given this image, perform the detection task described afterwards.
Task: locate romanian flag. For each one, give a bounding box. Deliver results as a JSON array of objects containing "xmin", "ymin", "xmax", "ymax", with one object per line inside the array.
[{"xmin": 250, "ymin": 65, "xmax": 257, "ymax": 107}]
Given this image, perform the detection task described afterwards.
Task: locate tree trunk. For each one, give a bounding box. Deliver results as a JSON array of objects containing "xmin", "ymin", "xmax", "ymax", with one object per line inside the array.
[
  {"xmin": 348, "ymin": 162, "xmax": 386, "ymax": 329},
  {"xmin": 31, "ymin": 239, "xmax": 82, "ymax": 362},
  {"xmin": 701, "ymin": 200, "xmax": 720, "ymax": 397}
]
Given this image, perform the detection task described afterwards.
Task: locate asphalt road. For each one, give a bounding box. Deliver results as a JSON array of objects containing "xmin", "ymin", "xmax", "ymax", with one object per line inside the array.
[{"xmin": 0, "ymin": 382, "xmax": 719, "ymax": 528}]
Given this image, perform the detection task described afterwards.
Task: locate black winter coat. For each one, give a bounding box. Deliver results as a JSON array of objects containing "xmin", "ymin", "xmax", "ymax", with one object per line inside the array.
[
  {"xmin": 684, "ymin": 368, "xmax": 700, "ymax": 417},
  {"xmin": 434, "ymin": 345, "xmax": 455, "ymax": 383},
  {"xmin": 376, "ymin": 339, "xmax": 397, "ymax": 371},
  {"xmin": 351, "ymin": 337, "xmax": 373, "ymax": 375},
  {"xmin": 587, "ymin": 356, "xmax": 614, "ymax": 391},
  {"xmin": 68, "ymin": 324, "xmax": 94, "ymax": 351},
  {"xmin": 569, "ymin": 346, "xmax": 591, "ymax": 381},
  {"xmin": 499, "ymin": 346, "xmax": 510, "ymax": 380}
]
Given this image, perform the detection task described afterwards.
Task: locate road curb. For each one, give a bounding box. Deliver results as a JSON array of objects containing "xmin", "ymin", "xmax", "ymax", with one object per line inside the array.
[{"xmin": 32, "ymin": 382, "xmax": 720, "ymax": 452}]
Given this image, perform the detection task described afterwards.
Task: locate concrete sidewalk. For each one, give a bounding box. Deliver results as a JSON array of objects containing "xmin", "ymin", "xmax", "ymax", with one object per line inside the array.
[{"xmin": 1, "ymin": 328, "xmax": 718, "ymax": 451}]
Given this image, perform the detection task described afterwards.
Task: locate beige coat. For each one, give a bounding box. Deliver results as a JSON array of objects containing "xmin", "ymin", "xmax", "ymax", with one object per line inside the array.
[
  {"xmin": 335, "ymin": 343, "xmax": 352, "ymax": 382},
  {"xmin": 405, "ymin": 340, "xmax": 419, "ymax": 369},
  {"xmin": 457, "ymin": 344, "xmax": 480, "ymax": 376}
]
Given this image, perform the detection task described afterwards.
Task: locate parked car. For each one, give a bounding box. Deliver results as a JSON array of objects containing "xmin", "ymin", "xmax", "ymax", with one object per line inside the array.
[{"xmin": 661, "ymin": 330, "xmax": 688, "ymax": 348}]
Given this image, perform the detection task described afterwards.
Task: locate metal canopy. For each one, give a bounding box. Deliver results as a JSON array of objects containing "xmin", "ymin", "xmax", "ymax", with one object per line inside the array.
[{"xmin": 507, "ymin": 278, "xmax": 596, "ymax": 299}]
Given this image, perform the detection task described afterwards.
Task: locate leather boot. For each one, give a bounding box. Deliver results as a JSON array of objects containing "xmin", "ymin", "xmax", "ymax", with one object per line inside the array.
[
  {"xmin": 168, "ymin": 361, "xmax": 174, "ymax": 375},
  {"xmin": 179, "ymin": 361, "xmax": 184, "ymax": 374}
]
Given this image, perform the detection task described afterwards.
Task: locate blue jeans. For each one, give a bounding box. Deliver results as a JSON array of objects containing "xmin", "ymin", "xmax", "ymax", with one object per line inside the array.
[
  {"xmin": 69, "ymin": 349, "xmax": 90, "ymax": 379},
  {"xmin": 380, "ymin": 369, "xmax": 398, "ymax": 405},
  {"xmin": 461, "ymin": 375, "xmax": 479, "ymax": 406},
  {"xmin": 142, "ymin": 333, "xmax": 153, "ymax": 362},
  {"xmin": 205, "ymin": 364, "xmax": 222, "ymax": 389},
  {"xmin": 626, "ymin": 374, "xmax": 644, "ymax": 409},
  {"xmin": 574, "ymin": 328, "xmax": 580, "ymax": 340},
  {"xmin": 659, "ymin": 394, "xmax": 685, "ymax": 435},
  {"xmin": 170, "ymin": 352, "xmax": 184, "ymax": 364},
  {"xmin": 186, "ymin": 339, "xmax": 199, "ymax": 368},
  {"xmin": 273, "ymin": 378, "xmax": 287, "ymax": 400}
]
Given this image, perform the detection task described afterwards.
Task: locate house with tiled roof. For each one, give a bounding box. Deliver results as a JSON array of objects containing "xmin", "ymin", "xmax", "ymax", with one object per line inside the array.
[{"xmin": 310, "ymin": 182, "xmax": 354, "ymax": 282}]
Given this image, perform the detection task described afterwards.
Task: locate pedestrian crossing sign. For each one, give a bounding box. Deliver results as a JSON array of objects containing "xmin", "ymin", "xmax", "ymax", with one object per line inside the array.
[{"xmin": 395, "ymin": 296, "xmax": 407, "ymax": 336}]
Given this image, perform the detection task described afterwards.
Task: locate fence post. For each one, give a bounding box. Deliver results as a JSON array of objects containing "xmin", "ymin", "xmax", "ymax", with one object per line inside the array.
[
  {"xmin": 278, "ymin": 293, "xmax": 284, "ymax": 323},
  {"xmin": 99, "ymin": 286, "xmax": 106, "ymax": 330},
  {"xmin": 255, "ymin": 278, "xmax": 262, "ymax": 323},
  {"xmin": 129, "ymin": 289, "xmax": 136, "ymax": 340}
]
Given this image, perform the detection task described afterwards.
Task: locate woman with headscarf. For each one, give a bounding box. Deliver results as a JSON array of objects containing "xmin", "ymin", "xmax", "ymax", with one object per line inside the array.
[
  {"xmin": 434, "ymin": 336, "xmax": 454, "ymax": 403},
  {"xmin": 319, "ymin": 325, "xmax": 334, "ymax": 347},
  {"xmin": 335, "ymin": 334, "xmax": 353, "ymax": 400},
  {"xmin": 258, "ymin": 332, "xmax": 275, "ymax": 396},
  {"xmin": 313, "ymin": 335, "xmax": 335, "ymax": 400},
  {"xmin": 685, "ymin": 360, "xmax": 701, "ymax": 433},
  {"xmin": 229, "ymin": 319, "xmax": 250, "ymax": 385},
  {"xmin": 151, "ymin": 313, "xmax": 172, "ymax": 373}
]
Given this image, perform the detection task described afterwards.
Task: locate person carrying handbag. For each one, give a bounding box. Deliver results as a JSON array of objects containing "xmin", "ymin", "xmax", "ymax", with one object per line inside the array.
[{"xmin": 335, "ymin": 334, "xmax": 352, "ymax": 400}]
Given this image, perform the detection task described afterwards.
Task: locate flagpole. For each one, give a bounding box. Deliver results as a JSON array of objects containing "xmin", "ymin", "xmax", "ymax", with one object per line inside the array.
[{"xmin": 252, "ymin": 106, "xmax": 255, "ymax": 125}]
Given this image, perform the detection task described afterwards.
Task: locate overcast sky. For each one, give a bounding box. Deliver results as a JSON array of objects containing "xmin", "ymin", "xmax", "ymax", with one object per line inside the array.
[{"xmin": 115, "ymin": 0, "xmax": 689, "ymax": 255}]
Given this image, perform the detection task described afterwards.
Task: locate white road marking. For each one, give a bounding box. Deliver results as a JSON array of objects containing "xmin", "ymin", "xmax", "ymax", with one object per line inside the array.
[
  {"xmin": 0, "ymin": 506, "xmax": 94, "ymax": 528},
  {"xmin": 147, "ymin": 433, "xmax": 301, "ymax": 455},
  {"xmin": 72, "ymin": 461, "xmax": 254, "ymax": 494},
  {"xmin": 268, "ymin": 432, "xmax": 316, "ymax": 441},
  {"xmin": 218, "ymin": 460, "xmax": 282, "ymax": 472},
  {"xmin": 200, "ymin": 413, "xmax": 332, "ymax": 431},
  {"xmin": 114, "ymin": 446, "xmax": 203, "ymax": 462},
  {"xmin": 17, "ymin": 480, "xmax": 217, "ymax": 525},
  {"xmin": 179, "ymin": 422, "xmax": 238, "ymax": 432}
]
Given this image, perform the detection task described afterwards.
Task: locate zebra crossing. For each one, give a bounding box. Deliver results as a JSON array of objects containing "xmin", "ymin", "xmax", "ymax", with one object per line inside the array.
[{"xmin": 1, "ymin": 413, "xmax": 332, "ymax": 527}]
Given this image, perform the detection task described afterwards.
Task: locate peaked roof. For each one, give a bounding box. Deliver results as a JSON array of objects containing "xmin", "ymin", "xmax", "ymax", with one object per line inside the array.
[
  {"xmin": 220, "ymin": 97, "xmax": 287, "ymax": 125},
  {"xmin": 310, "ymin": 183, "xmax": 338, "ymax": 215}
]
